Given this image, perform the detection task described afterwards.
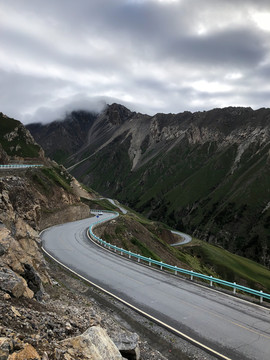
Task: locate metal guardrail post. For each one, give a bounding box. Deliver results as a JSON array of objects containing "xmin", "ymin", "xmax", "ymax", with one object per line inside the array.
[
  {"xmin": 149, "ymin": 257, "xmax": 151, "ymax": 266},
  {"xmin": 121, "ymin": 249, "xmax": 123, "ymax": 255},
  {"xmin": 210, "ymin": 275, "xmax": 213, "ymax": 287},
  {"xmin": 129, "ymin": 251, "xmax": 131, "ymax": 259},
  {"xmin": 233, "ymin": 282, "xmax": 236, "ymax": 294},
  {"xmin": 191, "ymin": 270, "xmax": 194, "ymax": 281},
  {"xmin": 260, "ymin": 290, "xmax": 263, "ymax": 304},
  {"xmin": 160, "ymin": 261, "xmax": 163, "ymax": 270},
  {"xmin": 138, "ymin": 255, "xmax": 140, "ymax": 263},
  {"xmin": 174, "ymin": 266, "xmax": 177, "ymax": 275}
]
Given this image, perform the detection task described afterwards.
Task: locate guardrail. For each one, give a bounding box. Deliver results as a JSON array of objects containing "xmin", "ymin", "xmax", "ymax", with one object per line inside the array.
[
  {"xmin": 0, "ymin": 164, "xmax": 43, "ymax": 169},
  {"xmin": 89, "ymin": 210, "xmax": 270, "ymax": 304}
]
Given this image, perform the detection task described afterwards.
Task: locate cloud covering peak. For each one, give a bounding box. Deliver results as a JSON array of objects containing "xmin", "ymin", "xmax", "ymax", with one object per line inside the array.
[{"xmin": 1, "ymin": 0, "xmax": 270, "ymax": 124}]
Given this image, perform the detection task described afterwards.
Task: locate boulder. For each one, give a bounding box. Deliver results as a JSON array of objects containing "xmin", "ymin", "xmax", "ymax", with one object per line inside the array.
[
  {"xmin": 7, "ymin": 343, "xmax": 40, "ymax": 360},
  {"xmin": 111, "ymin": 331, "xmax": 140, "ymax": 360},
  {"xmin": 59, "ymin": 326, "xmax": 122, "ymax": 360},
  {"xmin": 0, "ymin": 267, "xmax": 33, "ymax": 299}
]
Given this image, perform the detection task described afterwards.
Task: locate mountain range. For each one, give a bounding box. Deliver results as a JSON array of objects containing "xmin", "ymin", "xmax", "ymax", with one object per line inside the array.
[{"xmin": 27, "ymin": 104, "xmax": 270, "ymax": 267}]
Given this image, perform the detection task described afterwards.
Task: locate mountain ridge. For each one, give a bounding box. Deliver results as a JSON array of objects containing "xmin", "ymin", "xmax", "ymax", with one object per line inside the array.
[{"xmin": 26, "ymin": 104, "xmax": 270, "ymax": 267}]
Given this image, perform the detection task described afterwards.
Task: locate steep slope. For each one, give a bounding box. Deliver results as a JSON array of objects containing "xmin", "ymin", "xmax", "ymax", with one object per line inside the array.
[
  {"xmin": 27, "ymin": 104, "xmax": 270, "ymax": 267},
  {"xmin": 0, "ymin": 113, "xmax": 91, "ymax": 300}
]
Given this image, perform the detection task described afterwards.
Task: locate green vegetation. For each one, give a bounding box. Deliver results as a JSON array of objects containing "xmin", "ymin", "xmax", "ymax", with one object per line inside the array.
[
  {"xmin": 79, "ymin": 132, "xmax": 132, "ymax": 196},
  {"xmin": 0, "ymin": 113, "xmax": 21, "ymax": 136},
  {"xmin": 41, "ymin": 167, "xmax": 72, "ymax": 192},
  {"xmin": 31, "ymin": 173, "xmax": 50, "ymax": 194},
  {"xmin": 179, "ymin": 239, "xmax": 270, "ymax": 292},
  {"xmin": 51, "ymin": 149, "xmax": 70, "ymax": 164},
  {"xmin": 81, "ymin": 198, "xmax": 119, "ymax": 212},
  {"xmin": 130, "ymin": 236, "xmax": 161, "ymax": 261}
]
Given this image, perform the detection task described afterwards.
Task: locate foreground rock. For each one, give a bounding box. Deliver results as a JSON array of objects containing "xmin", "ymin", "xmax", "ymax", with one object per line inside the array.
[
  {"xmin": 59, "ymin": 326, "xmax": 123, "ymax": 360},
  {"xmin": 8, "ymin": 343, "xmax": 40, "ymax": 360}
]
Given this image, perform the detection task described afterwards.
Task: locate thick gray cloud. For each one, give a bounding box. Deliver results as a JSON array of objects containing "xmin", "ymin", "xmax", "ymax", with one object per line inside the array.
[{"xmin": 1, "ymin": 0, "xmax": 270, "ymax": 124}]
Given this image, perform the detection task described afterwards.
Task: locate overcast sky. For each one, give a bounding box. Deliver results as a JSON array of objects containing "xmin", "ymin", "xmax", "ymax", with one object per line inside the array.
[{"xmin": 1, "ymin": 0, "xmax": 270, "ymax": 124}]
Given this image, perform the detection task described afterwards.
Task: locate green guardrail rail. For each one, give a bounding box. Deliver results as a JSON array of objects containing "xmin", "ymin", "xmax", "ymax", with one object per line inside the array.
[{"xmin": 89, "ymin": 210, "xmax": 270, "ymax": 304}]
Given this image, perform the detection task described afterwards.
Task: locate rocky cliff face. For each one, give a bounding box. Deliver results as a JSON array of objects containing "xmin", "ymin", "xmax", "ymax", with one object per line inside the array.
[
  {"xmin": 0, "ymin": 113, "xmax": 92, "ymax": 300},
  {"xmin": 0, "ymin": 168, "xmax": 91, "ymax": 299},
  {"xmin": 27, "ymin": 104, "xmax": 270, "ymax": 267}
]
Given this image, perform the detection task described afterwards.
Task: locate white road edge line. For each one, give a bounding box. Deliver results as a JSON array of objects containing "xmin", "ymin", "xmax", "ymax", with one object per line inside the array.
[{"xmin": 41, "ymin": 243, "xmax": 231, "ymax": 360}]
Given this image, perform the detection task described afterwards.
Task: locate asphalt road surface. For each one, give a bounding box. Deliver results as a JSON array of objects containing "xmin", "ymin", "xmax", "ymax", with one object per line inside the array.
[
  {"xmin": 170, "ymin": 230, "xmax": 192, "ymax": 246},
  {"xmin": 41, "ymin": 214, "xmax": 270, "ymax": 360}
]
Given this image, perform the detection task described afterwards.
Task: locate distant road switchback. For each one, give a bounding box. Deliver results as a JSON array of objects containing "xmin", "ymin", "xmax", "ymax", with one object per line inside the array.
[{"xmin": 41, "ymin": 213, "xmax": 270, "ymax": 360}]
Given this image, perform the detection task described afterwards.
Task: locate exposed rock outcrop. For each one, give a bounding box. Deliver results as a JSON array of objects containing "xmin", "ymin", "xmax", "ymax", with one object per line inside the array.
[
  {"xmin": 0, "ymin": 226, "xmax": 45, "ymax": 298},
  {"xmin": 0, "ymin": 267, "xmax": 33, "ymax": 299}
]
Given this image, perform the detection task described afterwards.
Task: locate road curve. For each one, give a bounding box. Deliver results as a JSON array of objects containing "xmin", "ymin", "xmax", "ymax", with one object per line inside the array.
[
  {"xmin": 41, "ymin": 214, "xmax": 270, "ymax": 360},
  {"xmin": 170, "ymin": 230, "xmax": 192, "ymax": 246}
]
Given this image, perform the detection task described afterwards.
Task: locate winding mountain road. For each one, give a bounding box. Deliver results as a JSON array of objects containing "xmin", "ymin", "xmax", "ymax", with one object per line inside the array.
[
  {"xmin": 41, "ymin": 214, "xmax": 270, "ymax": 360},
  {"xmin": 170, "ymin": 230, "xmax": 192, "ymax": 246}
]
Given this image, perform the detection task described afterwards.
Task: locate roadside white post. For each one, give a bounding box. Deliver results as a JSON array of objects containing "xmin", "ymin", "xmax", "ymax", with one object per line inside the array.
[
  {"xmin": 190, "ymin": 270, "xmax": 194, "ymax": 281},
  {"xmin": 174, "ymin": 266, "xmax": 177, "ymax": 275},
  {"xmin": 138, "ymin": 255, "xmax": 140, "ymax": 263},
  {"xmin": 149, "ymin": 257, "xmax": 151, "ymax": 266},
  {"xmin": 210, "ymin": 275, "xmax": 213, "ymax": 287},
  {"xmin": 120, "ymin": 249, "xmax": 123, "ymax": 255},
  {"xmin": 160, "ymin": 261, "xmax": 163, "ymax": 270},
  {"xmin": 260, "ymin": 290, "xmax": 263, "ymax": 304},
  {"xmin": 233, "ymin": 282, "xmax": 236, "ymax": 294},
  {"xmin": 129, "ymin": 251, "xmax": 131, "ymax": 259}
]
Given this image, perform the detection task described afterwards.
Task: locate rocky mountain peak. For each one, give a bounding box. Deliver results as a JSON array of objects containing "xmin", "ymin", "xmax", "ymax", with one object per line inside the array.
[
  {"xmin": 103, "ymin": 103, "xmax": 134, "ymax": 125},
  {"xmin": 0, "ymin": 112, "xmax": 46, "ymax": 163}
]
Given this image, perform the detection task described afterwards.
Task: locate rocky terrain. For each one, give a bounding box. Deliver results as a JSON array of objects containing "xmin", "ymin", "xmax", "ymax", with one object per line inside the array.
[
  {"xmin": 27, "ymin": 104, "xmax": 270, "ymax": 267},
  {"xmin": 0, "ymin": 262, "xmax": 171, "ymax": 360},
  {"xmin": 1, "ymin": 112, "xmax": 192, "ymax": 360}
]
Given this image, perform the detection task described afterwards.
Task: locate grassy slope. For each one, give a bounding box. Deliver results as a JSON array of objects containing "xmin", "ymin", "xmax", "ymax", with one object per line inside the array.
[
  {"xmin": 30, "ymin": 166, "xmax": 73, "ymax": 196},
  {"xmin": 180, "ymin": 239, "xmax": 270, "ymax": 291}
]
